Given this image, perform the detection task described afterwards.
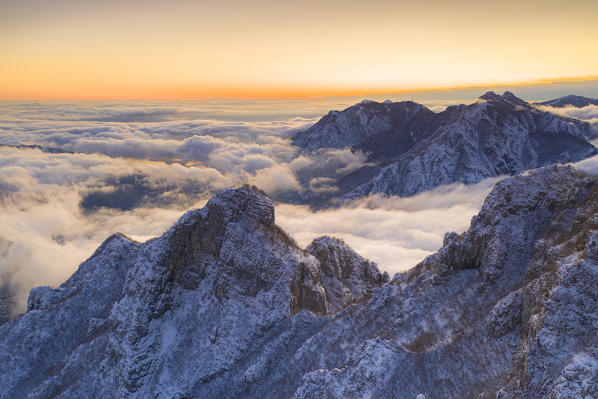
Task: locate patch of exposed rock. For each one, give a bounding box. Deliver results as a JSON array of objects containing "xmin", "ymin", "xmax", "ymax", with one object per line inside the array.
[{"xmin": 291, "ymin": 236, "xmax": 389, "ymax": 315}]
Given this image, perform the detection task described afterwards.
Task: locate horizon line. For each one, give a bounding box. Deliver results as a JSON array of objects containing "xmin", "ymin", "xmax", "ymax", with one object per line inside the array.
[{"xmin": 1, "ymin": 74, "xmax": 597, "ymax": 102}]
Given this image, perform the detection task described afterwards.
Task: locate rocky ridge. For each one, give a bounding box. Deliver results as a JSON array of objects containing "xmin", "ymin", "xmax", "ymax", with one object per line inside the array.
[
  {"xmin": 294, "ymin": 165, "xmax": 598, "ymax": 398},
  {"xmin": 293, "ymin": 91, "xmax": 597, "ymax": 202},
  {"xmin": 292, "ymin": 99, "xmax": 435, "ymax": 152},
  {"xmin": 1, "ymin": 167, "xmax": 598, "ymax": 398},
  {"xmin": 536, "ymin": 95, "xmax": 598, "ymax": 108}
]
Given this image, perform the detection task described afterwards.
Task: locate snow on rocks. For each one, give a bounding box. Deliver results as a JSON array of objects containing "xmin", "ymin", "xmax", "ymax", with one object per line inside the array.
[
  {"xmin": 1, "ymin": 168, "xmax": 598, "ymax": 398},
  {"xmin": 0, "ymin": 186, "xmax": 386, "ymax": 398}
]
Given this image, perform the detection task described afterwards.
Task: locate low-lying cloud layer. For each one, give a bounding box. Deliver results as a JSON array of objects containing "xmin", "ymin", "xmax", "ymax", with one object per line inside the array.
[
  {"xmin": 2, "ymin": 99, "xmax": 598, "ymax": 314},
  {"xmin": 277, "ymin": 177, "xmax": 503, "ymax": 273},
  {"xmin": 536, "ymin": 104, "xmax": 598, "ymax": 134}
]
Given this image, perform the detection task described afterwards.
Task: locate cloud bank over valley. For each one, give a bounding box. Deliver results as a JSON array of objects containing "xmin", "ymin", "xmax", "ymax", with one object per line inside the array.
[{"xmin": 2, "ymin": 97, "xmax": 598, "ymax": 313}]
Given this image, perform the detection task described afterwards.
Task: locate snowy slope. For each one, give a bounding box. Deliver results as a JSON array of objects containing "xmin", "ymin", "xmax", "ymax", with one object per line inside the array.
[
  {"xmin": 295, "ymin": 165, "xmax": 598, "ymax": 398},
  {"xmin": 292, "ymin": 100, "xmax": 435, "ymax": 152},
  {"xmin": 0, "ymin": 288, "xmax": 13, "ymax": 326},
  {"xmin": 1, "ymin": 168, "xmax": 598, "ymax": 398}
]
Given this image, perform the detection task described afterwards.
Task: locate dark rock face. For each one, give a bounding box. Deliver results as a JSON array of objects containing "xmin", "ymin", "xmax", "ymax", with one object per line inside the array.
[
  {"xmin": 488, "ymin": 290, "xmax": 523, "ymax": 338},
  {"xmin": 290, "ymin": 261, "xmax": 328, "ymax": 316},
  {"xmin": 290, "ymin": 236, "xmax": 389, "ymax": 316},
  {"xmin": 1, "ymin": 168, "xmax": 598, "ymax": 398},
  {"xmin": 163, "ymin": 186, "xmax": 278, "ymax": 292},
  {"xmin": 293, "ymin": 92, "xmax": 597, "ymax": 202},
  {"xmin": 306, "ymin": 236, "xmax": 389, "ymax": 312}
]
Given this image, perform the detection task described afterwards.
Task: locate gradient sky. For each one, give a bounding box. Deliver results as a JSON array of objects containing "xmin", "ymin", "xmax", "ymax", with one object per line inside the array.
[{"xmin": 1, "ymin": 0, "xmax": 597, "ymax": 99}]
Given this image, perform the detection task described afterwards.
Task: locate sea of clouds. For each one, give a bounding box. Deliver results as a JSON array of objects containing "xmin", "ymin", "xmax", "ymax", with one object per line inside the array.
[{"xmin": 2, "ymin": 98, "xmax": 598, "ymax": 313}]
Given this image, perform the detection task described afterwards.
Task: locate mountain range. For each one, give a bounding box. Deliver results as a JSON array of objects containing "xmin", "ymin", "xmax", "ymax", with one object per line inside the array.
[
  {"xmin": 536, "ymin": 94, "xmax": 598, "ymax": 108},
  {"xmin": 1, "ymin": 166, "xmax": 597, "ymax": 398},
  {"xmin": 293, "ymin": 91, "xmax": 597, "ymax": 202}
]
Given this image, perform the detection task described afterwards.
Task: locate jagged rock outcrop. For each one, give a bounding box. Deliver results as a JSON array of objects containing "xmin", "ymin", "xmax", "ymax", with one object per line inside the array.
[
  {"xmin": 1, "ymin": 167, "xmax": 598, "ymax": 398},
  {"xmin": 301, "ymin": 236, "xmax": 389, "ymax": 314},
  {"xmin": 293, "ymin": 92, "xmax": 597, "ymax": 202}
]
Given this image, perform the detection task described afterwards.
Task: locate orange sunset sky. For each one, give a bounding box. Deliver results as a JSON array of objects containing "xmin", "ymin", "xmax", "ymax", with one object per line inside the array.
[{"xmin": 1, "ymin": 0, "xmax": 597, "ymax": 100}]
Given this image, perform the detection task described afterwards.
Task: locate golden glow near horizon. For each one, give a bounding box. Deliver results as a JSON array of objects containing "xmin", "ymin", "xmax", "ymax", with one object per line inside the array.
[{"xmin": 1, "ymin": 0, "xmax": 597, "ymax": 100}]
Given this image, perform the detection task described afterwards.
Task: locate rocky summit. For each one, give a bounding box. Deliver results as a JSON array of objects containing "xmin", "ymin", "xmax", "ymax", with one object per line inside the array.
[
  {"xmin": 1, "ymin": 167, "xmax": 598, "ymax": 398},
  {"xmin": 293, "ymin": 92, "xmax": 597, "ymax": 202},
  {"xmin": 0, "ymin": 186, "xmax": 387, "ymax": 398}
]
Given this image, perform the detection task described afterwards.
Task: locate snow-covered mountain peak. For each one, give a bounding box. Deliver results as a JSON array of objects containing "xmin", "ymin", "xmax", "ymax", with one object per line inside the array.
[
  {"xmin": 204, "ymin": 185, "xmax": 275, "ymax": 226},
  {"xmin": 478, "ymin": 90, "xmax": 527, "ymax": 107},
  {"xmin": 291, "ymin": 100, "xmax": 433, "ymax": 151},
  {"xmin": 501, "ymin": 90, "xmax": 528, "ymax": 105},
  {"xmin": 305, "ymin": 236, "xmax": 389, "ymax": 310},
  {"xmin": 0, "ymin": 185, "xmax": 392, "ymax": 398},
  {"xmin": 478, "ymin": 90, "xmax": 501, "ymax": 101}
]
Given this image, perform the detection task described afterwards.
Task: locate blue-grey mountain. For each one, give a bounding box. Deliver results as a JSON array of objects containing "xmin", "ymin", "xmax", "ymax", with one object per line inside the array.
[
  {"xmin": 293, "ymin": 91, "xmax": 597, "ymax": 201},
  {"xmin": 536, "ymin": 94, "xmax": 598, "ymax": 108}
]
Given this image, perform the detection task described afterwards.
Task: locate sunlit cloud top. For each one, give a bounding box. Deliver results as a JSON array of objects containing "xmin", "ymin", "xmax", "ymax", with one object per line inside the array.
[{"xmin": 1, "ymin": 0, "xmax": 598, "ymax": 99}]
